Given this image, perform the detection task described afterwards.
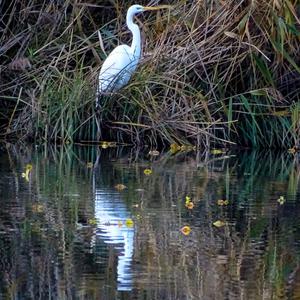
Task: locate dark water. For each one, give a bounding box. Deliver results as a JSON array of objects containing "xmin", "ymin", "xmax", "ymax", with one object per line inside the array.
[{"xmin": 0, "ymin": 144, "xmax": 300, "ymax": 300}]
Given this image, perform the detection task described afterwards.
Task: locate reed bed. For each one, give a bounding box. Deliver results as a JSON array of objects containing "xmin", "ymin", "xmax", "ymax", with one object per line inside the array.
[{"xmin": 1, "ymin": 0, "xmax": 300, "ymax": 148}]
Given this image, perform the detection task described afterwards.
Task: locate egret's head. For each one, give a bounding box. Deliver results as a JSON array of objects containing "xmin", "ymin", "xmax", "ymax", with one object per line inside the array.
[
  {"xmin": 128, "ymin": 4, "xmax": 171, "ymax": 16},
  {"xmin": 128, "ymin": 4, "xmax": 144, "ymax": 16}
]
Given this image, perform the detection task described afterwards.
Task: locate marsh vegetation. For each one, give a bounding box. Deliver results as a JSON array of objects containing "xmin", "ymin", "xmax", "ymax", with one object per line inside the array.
[{"xmin": 1, "ymin": 0, "xmax": 300, "ymax": 148}]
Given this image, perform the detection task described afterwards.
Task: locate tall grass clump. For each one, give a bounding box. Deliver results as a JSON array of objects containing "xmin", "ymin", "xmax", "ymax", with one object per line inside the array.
[
  {"xmin": 1, "ymin": 0, "xmax": 300, "ymax": 148},
  {"xmin": 1, "ymin": 0, "xmax": 104, "ymax": 142}
]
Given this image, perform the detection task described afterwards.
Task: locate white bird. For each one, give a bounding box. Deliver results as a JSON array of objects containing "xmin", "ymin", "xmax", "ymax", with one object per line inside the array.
[{"xmin": 96, "ymin": 4, "xmax": 170, "ymax": 106}]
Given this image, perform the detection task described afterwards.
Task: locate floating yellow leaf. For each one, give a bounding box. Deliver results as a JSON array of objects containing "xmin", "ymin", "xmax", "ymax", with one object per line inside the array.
[
  {"xmin": 170, "ymin": 143, "xmax": 181, "ymax": 154},
  {"xmin": 22, "ymin": 164, "xmax": 32, "ymax": 182},
  {"xmin": 143, "ymin": 169, "xmax": 152, "ymax": 175},
  {"xmin": 211, "ymin": 149, "xmax": 225, "ymax": 155},
  {"xmin": 114, "ymin": 184, "xmax": 127, "ymax": 191},
  {"xmin": 149, "ymin": 150, "xmax": 160, "ymax": 156},
  {"xmin": 217, "ymin": 199, "xmax": 229, "ymax": 206},
  {"xmin": 185, "ymin": 196, "xmax": 191, "ymax": 204},
  {"xmin": 86, "ymin": 162, "xmax": 93, "ymax": 168},
  {"xmin": 277, "ymin": 196, "xmax": 286, "ymax": 205},
  {"xmin": 26, "ymin": 164, "xmax": 33, "ymax": 171},
  {"xmin": 213, "ymin": 220, "xmax": 226, "ymax": 228},
  {"xmin": 180, "ymin": 225, "xmax": 191, "ymax": 235},
  {"xmin": 125, "ymin": 218, "xmax": 134, "ymax": 228},
  {"xmin": 32, "ymin": 204, "xmax": 44, "ymax": 213},
  {"xmin": 185, "ymin": 196, "xmax": 194, "ymax": 209},
  {"xmin": 100, "ymin": 141, "xmax": 117, "ymax": 149},
  {"xmin": 21, "ymin": 172, "xmax": 28, "ymax": 181},
  {"xmin": 180, "ymin": 145, "xmax": 195, "ymax": 151},
  {"xmin": 186, "ymin": 202, "xmax": 194, "ymax": 210},
  {"xmin": 88, "ymin": 218, "xmax": 98, "ymax": 225},
  {"xmin": 288, "ymin": 147, "xmax": 296, "ymax": 154},
  {"xmin": 170, "ymin": 144, "xmax": 195, "ymax": 153},
  {"xmin": 101, "ymin": 141, "xmax": 109, "ymax": 149}
]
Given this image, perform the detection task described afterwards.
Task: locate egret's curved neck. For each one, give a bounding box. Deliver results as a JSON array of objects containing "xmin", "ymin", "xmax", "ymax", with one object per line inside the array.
[{"xmin": 126, "ymin": 12, "xmax": 141, "ymax": 59}]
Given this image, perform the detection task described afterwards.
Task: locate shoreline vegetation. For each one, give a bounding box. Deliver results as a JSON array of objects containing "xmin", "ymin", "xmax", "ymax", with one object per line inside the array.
[{"xmin": 1, "ymin": 0, "xmax": 300, "ymax": 148}]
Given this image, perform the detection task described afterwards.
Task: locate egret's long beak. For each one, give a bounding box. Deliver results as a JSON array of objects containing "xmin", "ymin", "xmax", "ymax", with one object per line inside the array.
[{"xmin": 143, "ymin": 5, "xmax": 172, "ymax": 11}]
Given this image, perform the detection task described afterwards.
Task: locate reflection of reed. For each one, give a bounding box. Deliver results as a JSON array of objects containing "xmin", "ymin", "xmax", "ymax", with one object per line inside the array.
[
  {"xmin": 1, "ymin": 145, "xmax": 300, "ymax": 299},
  {"xmin": 129, "ymin": 150, "xmax": 300, "ymax": 299}
]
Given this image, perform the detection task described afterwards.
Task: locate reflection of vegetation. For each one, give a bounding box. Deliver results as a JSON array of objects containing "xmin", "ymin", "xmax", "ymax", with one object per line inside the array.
[
  {"xmin": 0, "ymin": 145, "xmax": 300, "ymax": 299},
  {"xmin": 130, "ymin": 150, "xmax": 300, "ymax": 299}
]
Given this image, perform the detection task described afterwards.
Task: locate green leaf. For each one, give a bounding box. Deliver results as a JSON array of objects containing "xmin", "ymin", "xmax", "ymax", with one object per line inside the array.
[
  {"xmin": 249, "ymin": 89, "xmax": 268, "ymax": 96},
  {"xmin": 253, "ymin": 54, "xmax": 274, "ymax": 85},
  {"xmin": 286, "ymin": 23, "xmax": 300, "ymax": 36},
  {"xmin": 271, "ymin": 39, "xmax": 300, "ymax": 74},
  {"xmin": 240, "ymin": 95, "xmax": 263, "ymax": 137},
  {"xmin": 238, "ymin": 13, "xmax": 249, "ymax": 34},
  {"xmin": 228, "ymin": 97, "xmax": 232, "ymax": 131},
  {"xmin": 278, "ymin": 17, "xmax": 287, "ymax": 52}
]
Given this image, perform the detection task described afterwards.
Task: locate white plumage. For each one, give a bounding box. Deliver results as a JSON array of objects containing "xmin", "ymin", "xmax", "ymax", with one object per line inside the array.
[
  {"xmin": 98, "ymin": 44, "xmax": 138, "ymax": 93},
  {"xmin": 96, "ymin": 4, "xmax": 170, "ymax": 104}
]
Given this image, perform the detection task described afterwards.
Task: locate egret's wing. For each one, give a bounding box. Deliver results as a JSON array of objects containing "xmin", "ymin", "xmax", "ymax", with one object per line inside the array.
[{"xmin": 98, "ymin": 45, "xmax": 138, "ymax": 93}]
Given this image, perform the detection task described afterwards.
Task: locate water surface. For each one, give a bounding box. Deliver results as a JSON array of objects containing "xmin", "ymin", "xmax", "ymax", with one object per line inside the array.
[{"xmin": 0, "ymin": 145, "xmax": 300, "ymax": 299}]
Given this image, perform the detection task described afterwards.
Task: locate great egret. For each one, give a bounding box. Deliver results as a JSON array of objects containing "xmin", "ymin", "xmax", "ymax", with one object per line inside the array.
[{"xmin": 96, "ymin": 4, "xmax": 170, "ymax": 106}]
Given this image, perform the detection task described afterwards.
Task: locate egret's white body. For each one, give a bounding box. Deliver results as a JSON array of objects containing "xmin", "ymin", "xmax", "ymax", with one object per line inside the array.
[
  {"xmin": 98, "ymin": 44, "xmax": 138, "ymax": 92},
  {"xmin": 96, "ymin": 4, "xmax": 169, "ymax": 104}
]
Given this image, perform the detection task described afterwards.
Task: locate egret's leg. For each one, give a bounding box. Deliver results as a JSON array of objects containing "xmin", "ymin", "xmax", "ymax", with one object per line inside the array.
[
  {"xmin": 95, "ymin": 105, "xmax": 102, "ymax": 141},
  {"xmin": 95, "ymin": 78, "xmax": 102, "ymax": 140},
  {"xmin": 95, "ymin": 82, "xmax": 100, "ymax": 109}
]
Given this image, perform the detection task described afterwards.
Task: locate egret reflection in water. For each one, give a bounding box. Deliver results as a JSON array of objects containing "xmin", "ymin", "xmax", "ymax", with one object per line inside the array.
[{"xmin": 92, "ymin": 172, "xmax": 134, "ymax": 291}]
